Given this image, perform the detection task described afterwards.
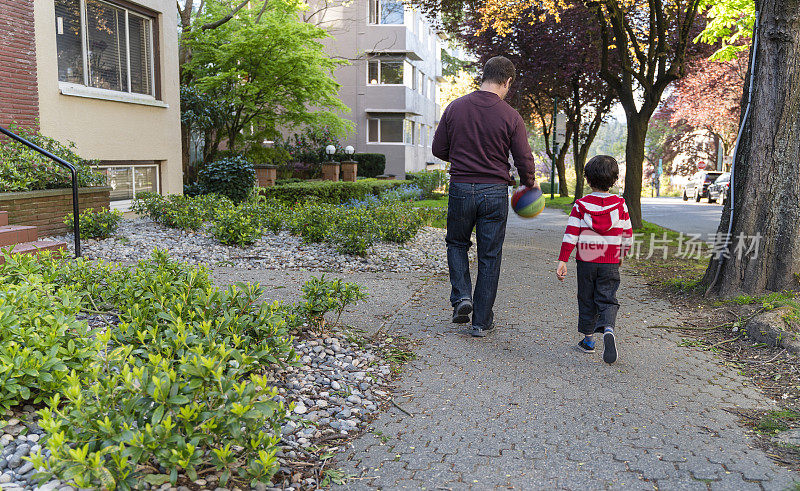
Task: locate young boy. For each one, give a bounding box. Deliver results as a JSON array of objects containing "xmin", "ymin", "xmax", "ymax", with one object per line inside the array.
[{"xmin": 556, "ymin": 156, "xmax": 632, "ymax": 364}]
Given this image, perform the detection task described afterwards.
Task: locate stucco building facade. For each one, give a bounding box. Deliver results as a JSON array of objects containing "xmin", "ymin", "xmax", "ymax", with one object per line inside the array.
[
  {"xmin": 309, "ymin": 0, "xmax": 444, "ymax": 178},
  {"xmin": 0, "ymin": 0, "xmax": 182, "ymax": 206}
]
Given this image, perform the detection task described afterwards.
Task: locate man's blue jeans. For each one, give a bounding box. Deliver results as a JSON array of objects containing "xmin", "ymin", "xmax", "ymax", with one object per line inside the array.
[{"xmin": 446, "ymin": 183, "xmax": 509, "ymax": 329}]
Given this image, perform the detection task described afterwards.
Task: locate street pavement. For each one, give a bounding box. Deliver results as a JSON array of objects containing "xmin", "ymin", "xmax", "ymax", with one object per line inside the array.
[
  {"xmin": 334, "ymin": 207, "xmax": 798, "ymax": 490},
  {"xmin": 640, "ymin": 197, "xmax": 724, "ymax": 238}
]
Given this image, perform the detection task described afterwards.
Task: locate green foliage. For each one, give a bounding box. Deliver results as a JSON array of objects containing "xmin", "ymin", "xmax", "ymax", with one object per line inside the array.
[
  {"xmin": 407, "ymin": 170, "xmax": 448, "ymax": 199},
  {"xmin": 326, "ymin": 208, "xmax": 380, "ymax": 256},
  {"xmin": 246, "ymin": 146, "xmax": 291, "ymax": 168},
  {"xmin": 696, "ymin": 0, "xmax": 755, "ymax": 61},
  {"xmin": 1, "ymin": 250, "xmax": 297, "ymax": 488},
  {"xmin": 0, "ymin": 124, "xmax": 106, "ymax": 192},
  {"xmin": 374, "ymin": 202, "xmax": 424, "ymax": 243},
  {"xmin": 184, "ymin": 0, "xmax": 352, "ymax": 156},
  {"xmin": 754, "ymin": 410, "xmax": 800, "ymax": 435},
  {"xmin": 198, "ymin": 155, "xmax": 255, "ymax": 203},
  {"xmin": 0, "ymin": 260, "xmax": 100, "ymax": 408},
  {"xmin": 64, "ymin": 208, "xmax": 123, "ymax": 239},
  {"xmin": 286, "ymin": 203, "xmax": 338, "ymax": 243},
  {"xmin": 212, "ymin": 203, "xmax": 264, "ymax": 246},
  {"xmin": 351, "ymin": 153, "xmax": 386, "ymax": 178},
  {"xmin": 300, "ymin": 275, "xmax": 367, "ymax": 328},
  {"xmin": 260, "ymin": 179, "xmax": 409, "ymax": 204},
  {"xmin": 132, "ymin": 192, "xmax": 232, "ymax": 230}
]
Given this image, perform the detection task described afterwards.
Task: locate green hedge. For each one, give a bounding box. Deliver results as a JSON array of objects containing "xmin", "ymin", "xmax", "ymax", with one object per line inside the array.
[
  {"xmin": 258, "ymin": 179, "xmax": 408, "ymax": 204},
  {"xmin": 352, "ymin": 153, "xmax": 385, "ymax": 178}
]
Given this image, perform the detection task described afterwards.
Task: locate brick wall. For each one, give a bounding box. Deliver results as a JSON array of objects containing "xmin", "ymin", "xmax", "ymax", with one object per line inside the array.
[
  {"xmin": 0, "ymin": 188, "xmax": 111, "ymax": 237},
  {"xmin": 0, "ymin": 0, "xmax": 38, "ymax": 128}
]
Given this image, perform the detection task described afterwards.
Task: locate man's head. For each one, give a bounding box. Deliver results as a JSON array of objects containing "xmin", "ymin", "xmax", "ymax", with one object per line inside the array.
[
  {"xmin": 480, "ymin": 56, "xmax": 515, "ymax": 99},
  {"xmin": 585, "ymin": 155, "xmax": 619, "ymax": 192}
]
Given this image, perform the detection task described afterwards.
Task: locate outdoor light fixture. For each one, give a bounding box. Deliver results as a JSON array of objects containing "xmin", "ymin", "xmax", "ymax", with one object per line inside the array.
[
  {"xmin": 345, "ymin": 145, "xmax": 355, "ymax": 155},
  {"xmin": 325, "ymin": 145, "xmax": 336, "ymax": 161}
]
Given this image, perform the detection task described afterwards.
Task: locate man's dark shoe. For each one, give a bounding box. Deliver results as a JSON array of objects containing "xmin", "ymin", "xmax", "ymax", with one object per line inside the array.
[
  {"xmin": 603, "ymin": 331, "xmax": 617, "ymax": 364},
  {"xmin": 470, "ymin": 323, "xmax": 495, "ymax": 337},
  {"xmin": 452, "ymin": 299, "xmax": 473, "ymax": 324},
  {"xmin": 576, "ymin": 338, "xmax": 596, "ymax": 353}
]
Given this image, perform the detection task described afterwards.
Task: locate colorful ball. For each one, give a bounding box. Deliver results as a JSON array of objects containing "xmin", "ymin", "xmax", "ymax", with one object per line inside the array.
[{"xmin": 511, "ymin": 186, "xmax": 545, "ymax": 218}]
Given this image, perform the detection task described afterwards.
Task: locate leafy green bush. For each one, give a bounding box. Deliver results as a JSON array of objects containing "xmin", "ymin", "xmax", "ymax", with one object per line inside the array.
[
  {"xmin": 287, "ymin": 203, "xmax": 339, "ymax": 243},
  {"xmin": 300, "ymin": 275, "xmax": 367, "ymax": 329},
  {"xmin": 132, "ymin": 192, "xmax": 232, "ymax": 230},
  {"xmin": 212, "ymin": 204, "xmax": 264, "ymax": 246},
  {"xmin": 0, "ymin": 124, "xmax": 106, "ymax": 192},
  {"xmin": 198, "ymin": 154, "xmax": 255, "ymax": 203},
  {"xmin": 1, "ymin": 250, "xmax": 297, "ymax": 489},
  {"xmin": 64, "ymin": 208, "xmax": 123, "ymax": 239},
  {"xmin": 0, "ymin": 268, "xmax": 99, "ymax": 409},
  {"xmin": 325, "ymin": 208, "xmax": 379, "ymax": 256},
  {"xmin": 352, "ymin": 153, "xmax": 386, "ymax": 178},
  {"xmin": 407, "ymin": 170, "xmax": 448, "ymax": 199},
  {"xmin": 374, "ymin": 202, "xmax": 424, "ymax": 243},
  {"xmin": 260, "ymin": 179, "xmax": 409, "ymax": 204}
]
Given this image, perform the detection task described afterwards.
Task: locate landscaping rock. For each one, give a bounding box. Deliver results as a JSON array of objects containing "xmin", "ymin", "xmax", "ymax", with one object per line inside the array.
[{"xmin": 745, "ymin": 307, "xmax": 800, "ymax": 353}]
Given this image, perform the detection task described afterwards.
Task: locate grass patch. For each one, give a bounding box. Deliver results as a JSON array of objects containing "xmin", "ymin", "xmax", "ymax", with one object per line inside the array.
[
  {"xmin": 414, "ymin": 196, "xmax": 448, "ymax": 208},
  {"xmin": 415, "ymin": 196, "xmax": 447, "ymax": 229},
  {"xmin": 544, "ymin": 196, "xmax": 575, "ymax": 214},
  {"xmin": 755, "ymin": 410, "xmax": 800, "ymax": 435}
]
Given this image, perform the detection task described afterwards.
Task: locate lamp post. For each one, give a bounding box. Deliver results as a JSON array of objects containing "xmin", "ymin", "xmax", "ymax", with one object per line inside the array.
[
  {"xmin": 341, "ymin": 145, "xmax": 357, "ymax": 182},
  {"xmin": 322, "ymin": 145, "xmax": 340, "ymax": 181}
]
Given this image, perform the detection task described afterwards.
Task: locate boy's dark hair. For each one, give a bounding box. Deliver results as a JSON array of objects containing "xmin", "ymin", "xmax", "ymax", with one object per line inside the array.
[
  {"xmin": 481, "ymin": 56, "xmax": 515, "ymax": 85},
  {"xmin": 585, "ymin": 155, "xmax": 619, "ymax": 191}
]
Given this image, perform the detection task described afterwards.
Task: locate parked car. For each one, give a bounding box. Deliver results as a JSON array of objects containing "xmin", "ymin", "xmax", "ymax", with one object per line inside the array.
[
  {"xmin": 683, "ymin": 171, "xmax": 723, "ymax": 202},
  {"xmin": 707, "ymin": 172, "xmax": 731, "ymax": 205}
]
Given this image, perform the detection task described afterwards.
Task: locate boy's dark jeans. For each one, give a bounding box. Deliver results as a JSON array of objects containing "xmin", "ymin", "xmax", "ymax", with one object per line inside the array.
[
  {"xmin": 446, "ymin": 183, "xmax": 509, "ymax": 330},
  {"xmin": 576, "ymin": 260, "xmax": 620, "ymax": 335}
]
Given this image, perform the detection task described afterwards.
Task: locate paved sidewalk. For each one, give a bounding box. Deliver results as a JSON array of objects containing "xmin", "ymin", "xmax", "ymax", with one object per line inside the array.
[{"xmin": 335, "ymin": 208, "xmax": 799, "ymax": 490}]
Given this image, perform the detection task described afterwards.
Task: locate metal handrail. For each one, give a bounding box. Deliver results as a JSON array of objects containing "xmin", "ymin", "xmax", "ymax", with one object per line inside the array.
[{"xmin": 0, "ymin": 125, "xmax": 81, "ymax": 257}]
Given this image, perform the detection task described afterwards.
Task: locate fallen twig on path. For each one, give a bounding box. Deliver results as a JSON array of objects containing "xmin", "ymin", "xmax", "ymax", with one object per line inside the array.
[
  {"xmin": 708, "ymin": 335, "xmax": 742, "ymax": 349},
  {"xmin": 391, "ymin": 398, "xmax": 413, "ymax": 416}
]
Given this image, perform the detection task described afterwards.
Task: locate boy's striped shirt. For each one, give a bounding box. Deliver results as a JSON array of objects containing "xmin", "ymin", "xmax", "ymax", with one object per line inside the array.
[{"xmin": 558, "ymin": 193, "xmax": 634, "ymax": 263}]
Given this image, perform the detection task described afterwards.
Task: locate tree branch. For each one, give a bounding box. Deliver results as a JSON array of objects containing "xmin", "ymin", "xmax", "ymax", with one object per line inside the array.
[{"xmin": 201, "ymin": 0, "xmax": 250, "ymax": 30}]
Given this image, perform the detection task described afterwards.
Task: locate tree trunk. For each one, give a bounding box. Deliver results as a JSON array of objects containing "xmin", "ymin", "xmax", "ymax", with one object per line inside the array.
[
  {"xmin": 703, "ymin": 0, "xmax": 800, "ymax": 296},
  {"xmin": 622, "ymin": 115, "xmax": 648, "ymax": 229},
  {"xmin": 556, "ymin": 142, "xmax": 570, "ymax": 197},
  {"xmin": 573, "ymin": 128, "xmax": 585, "ymax": 200}
]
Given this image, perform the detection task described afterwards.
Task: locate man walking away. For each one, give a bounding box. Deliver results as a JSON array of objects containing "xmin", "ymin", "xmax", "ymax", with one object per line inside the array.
[{"xmin": 432, "ymin": 56, "xmax": 538, "ymax": 337}]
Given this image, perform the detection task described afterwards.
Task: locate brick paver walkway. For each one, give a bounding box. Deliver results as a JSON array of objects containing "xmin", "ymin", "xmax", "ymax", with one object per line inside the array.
[{"xmin": 335, "ymin": 208, "xmax": 799, "ymax": 490}]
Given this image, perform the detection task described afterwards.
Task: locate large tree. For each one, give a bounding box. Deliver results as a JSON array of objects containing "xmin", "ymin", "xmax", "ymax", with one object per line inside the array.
[
  {"xmin": 702, "ymin": 0, "xmax": 800, "ymax": 295},
  {"xmin": 181, "ymin": 0, "xmax": 351, "ymax": 162},
  {"xmin": 475, "ymin": 0, "xmax": 705, "ymax": 227},
  {"xmin": 460, "ymin": 3, "xmax": 615, "ymax": 198}
]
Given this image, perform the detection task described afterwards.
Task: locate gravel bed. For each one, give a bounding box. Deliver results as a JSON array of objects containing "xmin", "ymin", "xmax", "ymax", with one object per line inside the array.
[{"xmin": 52, "ymin": 218, "xmax": 458, "ymax": 274}]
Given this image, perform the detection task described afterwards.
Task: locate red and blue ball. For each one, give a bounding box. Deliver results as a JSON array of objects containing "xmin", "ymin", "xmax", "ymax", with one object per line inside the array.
[{"xmin": 511, "ymin": 186, "xmax": 545, "ymax": 218}]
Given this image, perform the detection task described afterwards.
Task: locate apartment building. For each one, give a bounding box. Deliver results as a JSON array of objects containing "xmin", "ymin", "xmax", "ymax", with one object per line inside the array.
[
  {"xmin": 311, "ymin": 0, "xmax": 444, "ymax": 177},
  {"xmin": 0, "ymin": 0, "xmax": 182, "ymax": 207}
]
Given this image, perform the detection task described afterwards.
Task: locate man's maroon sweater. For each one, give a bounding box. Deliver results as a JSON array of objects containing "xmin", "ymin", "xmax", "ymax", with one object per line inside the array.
[{"xmin": 432, "ymin": 90, "xmax": 536, "ymax": 187}]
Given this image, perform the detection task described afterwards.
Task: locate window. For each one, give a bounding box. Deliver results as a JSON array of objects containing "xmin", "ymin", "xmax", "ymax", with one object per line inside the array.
[
  {"xmin": 367, "ymin": 118, "xmax": 405, "ymax": 143},
  {"xmin": 56, "ymin": 0, "xmax": 156, "ymax": 96},
  {"xmin": 96, "ymin": 163, "xmax": 159, "ymax": 202},
  {"xmin": 418, "ymin": 71, "xmax": 424, "ymax": 94},
  {"xmin": 404, "ymin": 120, "xmax": 414, "ymax": 144},
  {"xmin": 369, "ymin": 0, "xmax": 404, "ymax": 24},
  {"xmin": 368, "ymin": 59, "xmax": 404, "ymax": 85}
]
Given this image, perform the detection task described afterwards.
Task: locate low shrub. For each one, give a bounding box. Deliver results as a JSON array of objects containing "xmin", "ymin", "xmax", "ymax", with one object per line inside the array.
[
  {"xmin": 407, "ymin": 170, "xmax": 448, "ymax": 199},
  {"xmin": 198, "ymin": 155, "xmax": 255, "ymax": 203},
  {"xmin": 287, "ymin": 203, "xmax": 339, "ymax": 243},
  {"xmin": 132, "ymin": 193, "xmax": 232, "ymax": 230},
  {"xmin": 0, "ymin": 124, "xmax": 106, "ymax": 192},
  {"xmin": 260, "ymin": 179, "xmax": 409, "ymax": 204},
  {"xmin": 374, "ymin": 202, "xmax": 424, "ymax": 243},
  {"xmin": 64, "ymin": 208, "xmax": 123, "ymax": 239},
  {"xmin": 2, "ymin": 250, "xmax": 298, "ymax": 488},
  {"xmin": 212, "ymin": 204, "xmax": 264, "ymax": 246},
  {"xmin": 352, "ymin": 153, "xmax": 386, "ymax": 178},
  {"xmin": 325, "ymin": 208, "xmax": 379, "ymax": 256},
  {"xmin": 300, "ymin": 275, "xmax": 367, "ymax": 329}
]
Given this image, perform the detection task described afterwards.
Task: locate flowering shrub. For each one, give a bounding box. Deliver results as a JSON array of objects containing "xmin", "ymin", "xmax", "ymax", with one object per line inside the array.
[{"xmin": 0, "ymin": 124, "xmax": 106, "ymax": 192}]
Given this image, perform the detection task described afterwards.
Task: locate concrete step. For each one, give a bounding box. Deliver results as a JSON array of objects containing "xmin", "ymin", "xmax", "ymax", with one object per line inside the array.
[
  {"xmin": 0, "ymin": 211, "xmax": 6, "ymax": 227},
  {"xmin": 0, "ymin": 240, "xmax": 67, "ymax": 265},
  {"xmin": 0, "ymin": 225, "xmax": 38, "ymax": 247}
]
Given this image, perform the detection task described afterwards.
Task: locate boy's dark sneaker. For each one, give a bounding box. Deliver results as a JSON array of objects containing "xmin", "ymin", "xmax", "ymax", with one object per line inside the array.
[
  {"xmin": 452, "ymin": 299, "xmax": 473, "ymax": 324},
  {"xmin": 576, "ymin": 339, "xmax": 596, "ymax": 353},
  {"xmin": 471, "ymin": 323, "xmax": 495, "ymax": 337},
  {"xmin": 603, "ymin": 331, "xmax": 617, "ymax": 364}
]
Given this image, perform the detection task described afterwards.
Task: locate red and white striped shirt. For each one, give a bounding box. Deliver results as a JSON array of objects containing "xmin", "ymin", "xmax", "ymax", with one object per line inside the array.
[{"xmin": 559, "ymin": 193, "xmax": 633, "ymax": 264}]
